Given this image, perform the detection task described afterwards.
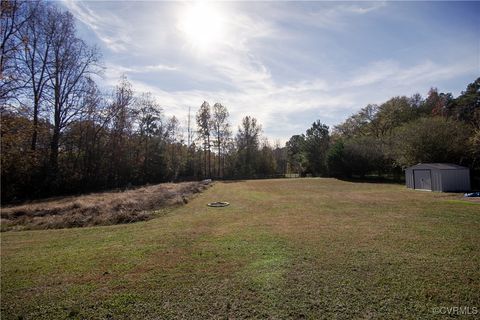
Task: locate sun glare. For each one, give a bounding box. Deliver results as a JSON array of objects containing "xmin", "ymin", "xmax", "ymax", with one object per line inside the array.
[{"xmin": 178, "ymin": 2, "xmax": 227, "ymax": 52}]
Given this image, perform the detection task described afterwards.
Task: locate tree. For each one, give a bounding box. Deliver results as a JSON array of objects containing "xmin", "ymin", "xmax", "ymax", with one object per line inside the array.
[
  {"xmin": 235, "ymin": 116, "xmax": 262, "ymax": 177},
  {"xmin": 333, "ymin": 111, "xmax": 369, "ymax": 138},
  {"xmin": 0, "ymin": 0, "xmax": 33, "ymax": 104},
  {"xmin": 304, "ymin": 120, "xmax": 329, "ymax": 176},
  {"xmin": 334, "ymin": 96, "xmax": 421, "ymax": 140},
  {"xmin": 18, "ymin": 1, "xmax": 52, "ymax": 151},
  {"xmin": 272, "ymin": 140, "xmax": 287, "ymax": 176},
  {"xmin": 374, "ymin": 96, "xmax": 418, "ymax": 136},
  {"xmin": 423, "ymin": 88, "xmax": 453, "ymax": 116},
  {"xmin": 286, "ymin": 134, "xmax": 306, "ymax": 176},
  {"xmin": 326, "ymin": 140, "xmax": 346, "ymax": 177},
  {"xmin": 74, "ymin": 79, "xmax": 108, "ymax": 188},
  {"xmin": 196, "ymin": 101, "xmax": 211, "ymax": 178},
  {"xmin": 469, "ymin": 129, "xmax": 480, "ymax": 183},
  {"xmin": 107, "ymin": 76, "xmax": 135, "ymax": 186},
  {"xmin": 185, "ymin": 107, "xmax": 194, "ymax": 174},
  {"xmin": 166, "ymin": 115, "xmax": 185, "ymax": 181},
  {"xmin": 342, "ymin": 136, "xmax": 386, "ymax": 177},
  {"xmin": 211, "ymin": 102, "xmax": 230, "ymax": 177},
  {"xmin": 392, "ymin": 117, "xmax": 471, "ymax": 167},
  {"xmin": 1, "ymin": 109, "xmax": 50, "ymax": 201},
  {"xmin": 43, "ymin": 7, "xmax": 100, "ymax": 183},
  {"xmin": 449, "ymin": 78, "xmax": 480, "ymax": 129},
  {"xmin": 136, "ymin": 92, "xmax": 163, "ymax": 183},
  {"xmin": 257, "ymin": 139, "xmax": 277, "ymax": 176},
  {"xmin": 409, "ymin": 92, "xmax": 424, "ymax": 110}
]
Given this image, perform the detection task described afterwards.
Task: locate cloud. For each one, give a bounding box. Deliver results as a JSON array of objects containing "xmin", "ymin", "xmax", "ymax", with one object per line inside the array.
[
  {"xmin": 62, "ymin": 0, "xmax": 132, "ymax": 52},
  {"xmin": 343, "ymin": 2, "xmax": 387, "ymax": 15},
  {"xmin": 105, "ymin": 63, "xmax": 177, "ymax": 76},
  {"xmin": 144, "ymin": 64, "xmax": 177, "ymax": 72},
  {"xmin": 63, "ymin": 1, "xmax": 477, "ymax": 143},
  {"xmin": 268, "ymin": 1, "xmax": 387, "ymax": 31},
  {"xmin": 114, "ymin": 55, "xmax": 474, "ymax": 143},
  {"xmin": 348, "ymin": 59, "xmax": 474, "ymax": 89}
]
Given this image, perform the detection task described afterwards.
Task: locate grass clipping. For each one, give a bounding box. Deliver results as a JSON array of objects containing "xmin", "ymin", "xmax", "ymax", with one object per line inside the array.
[{"xmin": 1, "ymin": 181, "xmax": 211, "ymax": 231}]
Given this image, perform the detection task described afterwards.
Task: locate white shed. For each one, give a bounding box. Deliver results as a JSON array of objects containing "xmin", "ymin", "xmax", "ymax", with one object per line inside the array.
[{"xmin": 405, "ymin": 163, "xmax": 471, "ymax": 192}]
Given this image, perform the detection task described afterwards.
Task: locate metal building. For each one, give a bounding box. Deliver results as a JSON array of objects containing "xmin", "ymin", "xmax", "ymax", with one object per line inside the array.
[{"xmin": 405, "ymin": 163, "xmax": 471, "ymax": 192}]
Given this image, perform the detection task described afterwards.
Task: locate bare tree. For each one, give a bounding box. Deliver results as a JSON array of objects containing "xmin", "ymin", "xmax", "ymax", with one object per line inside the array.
[
  {"xmin": 43, "ymin": 7, "xmax": 100, "ymax": 178},
  {"xmin": 184, "ymin": 106, "xmax": 196, "ymax": 177},
  {"xmin": 0, "ymin": 0, "xmax": 34, "ymax": 104},
  {"xmin": 196, "ymin": 101, "xmax": 211, "ymax": 178},
  {"xmin": 166, "ymin": 115, "xmax": 184, "ymax": 180},
  {"xmin": 136, "ymin": 92, "xmax": 163, "ymax": 182},
  {"xmin": 107, "ymin": 75, "xmax": 134, "ymax": 186},
  {"xmin": 77, "ymin": 78, "xmax": 108, "ymax": 185},
  {"xmin": 18, "ymin": 1, "xmax": 52, "ymax": 150},
  {"xmin": 211, "ymin": 102, "xmax": 230, "ymax": 177},
  {"xmin": 186, "ymin": 106, "xmax": 194, "ymax": 148}
]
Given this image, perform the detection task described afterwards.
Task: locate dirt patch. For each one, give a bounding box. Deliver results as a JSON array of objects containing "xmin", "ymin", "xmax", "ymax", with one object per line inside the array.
[{"xmin": 1, "ymin": 181, "xmax": 211, "ymax": 231}]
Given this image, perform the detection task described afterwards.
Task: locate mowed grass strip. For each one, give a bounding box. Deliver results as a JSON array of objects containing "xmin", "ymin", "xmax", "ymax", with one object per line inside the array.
[{"xmin": 1, "ymin": 178, "xmax": 479, "ymax": 319}]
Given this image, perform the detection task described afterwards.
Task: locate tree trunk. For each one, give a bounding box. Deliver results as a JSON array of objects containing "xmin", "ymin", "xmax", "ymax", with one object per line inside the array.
[
  {"xmin": 50, "ymin": 73, "xmax": 61, "ymax": 183},
  {"xmin": 207, "ymin": 135, "xmax": 211, "ymax": 178},
  {"xmin": 221, "ymin": 146, "xmax": 225, "ymax": 178},
  {"xmin": 31, "ymin": 97, "xmax": 39, "ymax": 151},
  {"xmin": 49, "ymin": 127, "xmax": 60, "ymax": 180},
  {"xmin": 204, "ymin": 144, "xmax": 207, "ymax": 178},
  {"xmin": 217, "ymin": 134, "xmax": 221, "ymax": 178},
  {"xmin": 143, "ymin": 136, "xmax": 149, "ymax": 183}
]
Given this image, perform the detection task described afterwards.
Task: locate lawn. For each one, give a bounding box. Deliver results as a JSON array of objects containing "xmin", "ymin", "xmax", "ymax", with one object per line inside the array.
[{"xmin": 1, "ymin": 178, "xmax": 479, "ymax": 319}]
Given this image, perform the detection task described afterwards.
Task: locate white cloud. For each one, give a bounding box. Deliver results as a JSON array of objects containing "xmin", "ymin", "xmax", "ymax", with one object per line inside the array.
[
  {"xmin": 269, "ymin": 1, "xmax": 387, "ymax": 31},
  {"xmin": 144, "ymin": 64, "xmax": 177, "ymax": 72},
  {"xmin": 348, "ymin": 59, "xmax": 474, "ymax": 89},
  {"xmin": 104, "ymin": 63, "xmax": 177, "ymax": 76},
  {"xmin": 63, "ymin": 1, "xmax": 477, "ymax": 143},
  {"xmin": 343, "ymin": 2, "xmax": 387, "ymax": 15},
  {"xmin": 115, "ymin": 56, "xmax": 473, "ymax": 143},
  {"xmin": 62, "ymin": 0, "xmax": 133, "ymax": 52}
]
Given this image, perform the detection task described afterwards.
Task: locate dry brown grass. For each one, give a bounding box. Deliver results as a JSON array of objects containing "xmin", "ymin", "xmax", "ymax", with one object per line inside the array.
[{"xmin": 0, "ymin": 181, "xmax": 211, "ymax": 231}]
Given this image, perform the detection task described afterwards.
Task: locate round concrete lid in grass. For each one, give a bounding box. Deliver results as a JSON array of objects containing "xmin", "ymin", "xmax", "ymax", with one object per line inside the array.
[{"xmin": 207, "ymin": 202, "xmax": 230, "ymax": 207}]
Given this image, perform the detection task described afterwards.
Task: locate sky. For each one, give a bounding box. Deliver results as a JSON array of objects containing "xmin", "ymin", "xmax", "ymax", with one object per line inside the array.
[{"xmin": 60, "ymin": 0, "xmax": 480, "ymax": 143}]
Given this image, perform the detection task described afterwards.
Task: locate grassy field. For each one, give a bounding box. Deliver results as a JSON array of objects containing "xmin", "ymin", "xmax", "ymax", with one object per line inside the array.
[{"xmin": 1, "ymin": 178, "xmax": 479, "ymax": 319}]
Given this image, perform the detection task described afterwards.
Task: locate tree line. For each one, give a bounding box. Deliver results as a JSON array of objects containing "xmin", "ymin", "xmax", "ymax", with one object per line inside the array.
[
  {"xmin": 287, "ymin": 80, "xmax": 480, "ymax": 185},
  {"xmin": 1, "ymin": 0, "xmax": 288, "ymax": 203},
  {"xmin": 1, "ymin": 0, "xmax": 479, "ymax": 203}
]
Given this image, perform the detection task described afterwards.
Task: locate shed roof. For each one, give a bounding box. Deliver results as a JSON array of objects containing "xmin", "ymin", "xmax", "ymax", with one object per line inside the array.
[{"xmin": 408, "ymin": 163, "xmax": 468, "ymax": 170}]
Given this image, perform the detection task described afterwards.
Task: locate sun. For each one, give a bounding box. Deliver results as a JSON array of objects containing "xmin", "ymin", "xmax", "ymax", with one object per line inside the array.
[{"xmin": 178, "ymin": 2, "xmax": 227, "ymax": 52}]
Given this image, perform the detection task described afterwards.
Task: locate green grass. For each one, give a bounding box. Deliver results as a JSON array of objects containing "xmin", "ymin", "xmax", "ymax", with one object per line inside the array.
[{"xmin": 1, "ymin": 178, "xmax": 479, "ymax": 319}]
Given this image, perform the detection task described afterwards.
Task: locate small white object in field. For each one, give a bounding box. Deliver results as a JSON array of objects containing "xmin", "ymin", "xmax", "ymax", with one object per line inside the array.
[
  {"xmin": 202, "ymin": 179, "xmax": 212, "ymax": 185},
  {"xmin": 207, "ymin": 202, "xmax": 229, "ymax": 207}
]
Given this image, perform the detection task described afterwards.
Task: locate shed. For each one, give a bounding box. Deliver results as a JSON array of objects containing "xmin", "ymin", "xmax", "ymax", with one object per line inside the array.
[{"xmin": 405, "ymin": 163, "xmax": 470, "ymax": 192}]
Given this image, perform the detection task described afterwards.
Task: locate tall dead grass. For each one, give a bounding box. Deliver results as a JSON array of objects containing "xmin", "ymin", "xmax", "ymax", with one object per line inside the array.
[{"xmin": 1, "ymin": 181, "xmax": 211, "ymax": 231}]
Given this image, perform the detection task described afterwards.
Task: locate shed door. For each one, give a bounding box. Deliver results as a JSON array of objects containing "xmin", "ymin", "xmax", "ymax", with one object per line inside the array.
[{"xmin": 414, "ymin": 169, "xmax": 432, "ymax": 190}]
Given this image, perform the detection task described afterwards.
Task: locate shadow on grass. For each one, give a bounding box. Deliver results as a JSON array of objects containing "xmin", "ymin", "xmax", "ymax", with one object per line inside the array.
[
  {"xmin": 336, "ymin": 176, "xmax": 405, "ymax": 185},
  {"xmin": 219, "ymin": 180, "xmax": 247, "ymax": 184}
]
